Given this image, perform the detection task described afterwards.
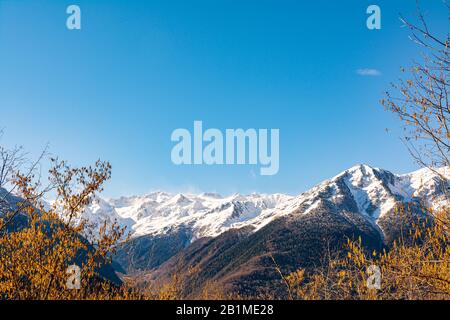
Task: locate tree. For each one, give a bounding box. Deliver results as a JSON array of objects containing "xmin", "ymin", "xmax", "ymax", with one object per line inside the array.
[
  {"xmin": 0, "ymin": 132, "xmax": 49, "ymax": 233},
  {"xmin": 381, "ymin": 3, "xmax": 449, "ymax": 172},
  {"xmin": 0, "ymin": 140, "xmax": 134, "ymax": 299}
]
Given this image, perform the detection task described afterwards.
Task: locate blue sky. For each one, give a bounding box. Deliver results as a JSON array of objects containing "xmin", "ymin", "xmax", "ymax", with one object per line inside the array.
[{"xmin": 0, "ymin": 0, "xmax": 448, "ymax": 198}]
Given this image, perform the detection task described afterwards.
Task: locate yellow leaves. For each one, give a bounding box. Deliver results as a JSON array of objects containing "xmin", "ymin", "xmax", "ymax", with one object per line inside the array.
[
  {"xmin": 282, "ymin": 204, "xmax": 450, "ymax": 300},
  {"xmin": 0, "ymin": 158, "xmax": 127, "ymax": 300},
  {"xmin": 286, "ymin": 269, "xmax": 305, "ymax": 285}
]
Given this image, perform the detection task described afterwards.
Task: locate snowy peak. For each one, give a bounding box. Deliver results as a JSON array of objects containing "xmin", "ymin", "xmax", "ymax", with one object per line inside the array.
[
  {"xmin": 340, "ymin": 165, "xmax": 398, "ymax": 219},
  {"xmin": 396, "ymin": 166, "xmax": 449, "ymax": 205}
]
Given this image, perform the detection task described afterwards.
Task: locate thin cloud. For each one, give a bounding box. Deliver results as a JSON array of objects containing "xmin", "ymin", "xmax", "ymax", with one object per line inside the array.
[{"xmin": 356, "ymin": 68, "xmax": 382, "ymax": 76}]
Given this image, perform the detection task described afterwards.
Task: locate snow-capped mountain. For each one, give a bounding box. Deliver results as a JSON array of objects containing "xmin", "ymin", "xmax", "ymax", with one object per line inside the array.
[{"xmin": 83, "ymin": 165, "xmax": 448, "ymax": 242}]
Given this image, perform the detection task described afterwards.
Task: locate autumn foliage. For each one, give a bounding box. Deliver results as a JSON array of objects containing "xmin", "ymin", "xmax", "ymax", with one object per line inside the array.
[{"xmin": 0, "ymin": 156, "xmax": 136, "ymax": 299}]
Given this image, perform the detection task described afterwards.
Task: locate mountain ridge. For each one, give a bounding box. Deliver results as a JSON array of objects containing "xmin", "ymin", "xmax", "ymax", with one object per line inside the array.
[{"xmin": 82, "ymin": 164, "xmax": 448, "ymax": 242}]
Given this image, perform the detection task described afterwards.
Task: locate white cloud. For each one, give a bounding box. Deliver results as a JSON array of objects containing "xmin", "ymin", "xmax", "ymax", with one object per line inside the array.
[{"xmin": 356, "ymin": 68, "xmax": 382, "ymax": 76}]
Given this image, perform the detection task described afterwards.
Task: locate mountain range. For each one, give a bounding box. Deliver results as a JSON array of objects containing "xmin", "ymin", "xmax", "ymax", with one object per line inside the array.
[{"xmin": 84, "ymin": 164, "xmax": 448, "ymax": 241}]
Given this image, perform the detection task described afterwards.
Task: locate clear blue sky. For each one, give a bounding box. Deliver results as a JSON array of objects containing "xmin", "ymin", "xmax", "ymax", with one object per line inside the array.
[{"xmin": 0, "ymin": 0, "xmax": 448, "ymax": 198}]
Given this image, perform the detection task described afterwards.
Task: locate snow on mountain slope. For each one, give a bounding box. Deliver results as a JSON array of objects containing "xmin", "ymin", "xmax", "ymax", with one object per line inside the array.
[{"xmin": 82, "ymin": 165, "xmax": 448, "ymax": 241}]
